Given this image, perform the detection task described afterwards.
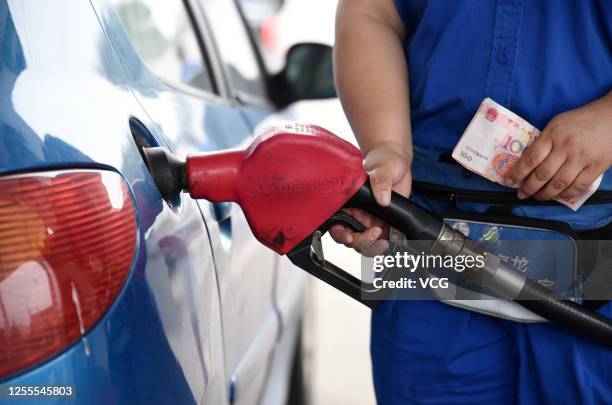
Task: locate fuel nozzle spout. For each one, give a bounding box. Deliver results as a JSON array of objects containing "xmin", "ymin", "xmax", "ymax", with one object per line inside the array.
[
  {"xmin": 143, "ymin": 146, "xmax": 246, "ymax": 202},
  {"xmin": 142, "ymin": 146, "xmax": 187, "ymax": 201}
]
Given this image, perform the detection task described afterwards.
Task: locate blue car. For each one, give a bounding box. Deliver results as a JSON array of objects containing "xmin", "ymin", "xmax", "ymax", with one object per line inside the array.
[{"xmin": 0, "ymin": 0, "xmax": 334, "ymax": 403}]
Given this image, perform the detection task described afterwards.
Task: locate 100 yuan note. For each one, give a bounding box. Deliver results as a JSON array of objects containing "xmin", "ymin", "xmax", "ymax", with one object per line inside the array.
[{"xmin": 452, "ymin": 98, "xmax": 602, "ymax": 211}]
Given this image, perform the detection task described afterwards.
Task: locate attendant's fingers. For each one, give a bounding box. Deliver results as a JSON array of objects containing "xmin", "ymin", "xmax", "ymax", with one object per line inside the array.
[
  {"xmin": 354, "ymin": 227, "xmax": 388, "ymax": 257},
  {"xmin": 352, "ymin": 227, "xmax": 383, "ymax": 253},
  {"xmin": 361, "ymin": 239, "xmax": 390, "ymax": 257},
  {"xmin": 349, "ymin": 208, "xmax": 385, "ymax": 229},
  {"xmin": 534, "ymin": 160, "xmax": 584, "ymax": 201},
  {"xmin": 329, "ymin": 224, "xmax": 354, "ymax": 245},
  {"xmin": 504, "ymin": 131, "xmax": 553, "ymax": 186},
  {"xmin": 518, "ymin": 152, "xmax": 566, "ymax": 199},
  {"xmin": 559, "ymin": 165, "xmax": 605, "ymax": 199}
]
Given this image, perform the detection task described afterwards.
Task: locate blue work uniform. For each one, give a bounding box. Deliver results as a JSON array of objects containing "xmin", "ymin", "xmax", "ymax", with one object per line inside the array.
[{"xmin": 371, "ymin": 1, "xmax": 612, "ymax": 404}]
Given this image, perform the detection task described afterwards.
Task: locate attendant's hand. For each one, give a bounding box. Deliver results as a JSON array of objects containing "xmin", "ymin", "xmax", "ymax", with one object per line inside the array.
[
  {"xmin": 329, "ymin": 143, "xmax": 411, "ymax": 256},
  {"xmin": 504, "ymin": 91, "xmax": 612, "ymax": 201}
]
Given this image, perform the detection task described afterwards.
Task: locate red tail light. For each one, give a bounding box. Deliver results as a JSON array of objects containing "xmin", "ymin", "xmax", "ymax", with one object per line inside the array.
[{"xmin": 0, "ymin": 170, "xmax": 137, "ymax": 379}]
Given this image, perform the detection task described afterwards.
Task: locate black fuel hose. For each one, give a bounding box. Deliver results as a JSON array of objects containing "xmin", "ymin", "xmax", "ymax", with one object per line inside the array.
[
  {"xmin": 347, "ymin": 183, "xmax": 612, "ymax": 347},
  {"xmin": 516, "ymin": 281, "xmax": 612, "ymax": 346}
]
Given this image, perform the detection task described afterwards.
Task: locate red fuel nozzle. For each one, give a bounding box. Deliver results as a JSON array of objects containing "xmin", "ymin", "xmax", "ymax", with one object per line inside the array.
[
  {"xmin": 188, "ymin": 124, "xmax": 369, "ymax": 253},
  {"xmin": 145, "ymin": 124, "xmax": 369, "ymax": 254}
]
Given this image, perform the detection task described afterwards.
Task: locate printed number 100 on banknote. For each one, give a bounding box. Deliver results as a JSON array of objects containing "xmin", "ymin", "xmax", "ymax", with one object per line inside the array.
[{"xmin": 452, "ymin": 98, "xmax": 602, "ymax": 210}]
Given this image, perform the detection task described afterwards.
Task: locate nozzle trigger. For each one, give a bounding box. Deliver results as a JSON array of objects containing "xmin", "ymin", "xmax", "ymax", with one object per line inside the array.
[{"xmin": 286, "ymin": 210, "xmax": 389, "ymax": 309}]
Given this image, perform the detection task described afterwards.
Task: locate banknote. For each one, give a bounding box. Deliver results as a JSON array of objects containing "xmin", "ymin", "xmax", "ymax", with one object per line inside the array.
[{"xmin": 452, "ymin": 98, "xmax": 602, "ymax": 210}]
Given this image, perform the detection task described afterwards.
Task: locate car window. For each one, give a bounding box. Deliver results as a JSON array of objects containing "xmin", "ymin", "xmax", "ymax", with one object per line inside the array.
[
  {"xmin": 199, "ymin": 0, "xmax": 268, "ymax": 102},
  {"xmin": 237, "ymin": 0, "xmax": 284, "ymax": 30},
  {"xmin": 112, "ymin": 0, "xmax": 215, "ymax": 93}
]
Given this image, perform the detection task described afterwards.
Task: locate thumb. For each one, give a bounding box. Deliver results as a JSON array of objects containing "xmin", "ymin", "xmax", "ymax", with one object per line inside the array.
[
  {"xmin": 363, "ymin": 146, "xmax": 410, "ymax": 206},
  {"xmin": 368, "ymin": 166, "xmax": 393, "ymax": 206}
]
